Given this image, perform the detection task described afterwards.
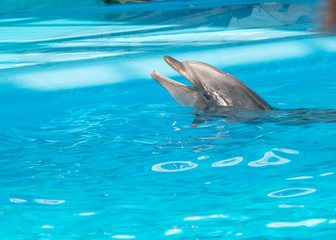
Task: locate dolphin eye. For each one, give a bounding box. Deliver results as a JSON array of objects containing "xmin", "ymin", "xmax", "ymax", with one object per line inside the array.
[{"xmin": 202, "ymin": 91, "xmax": 211, "ymax": 100}]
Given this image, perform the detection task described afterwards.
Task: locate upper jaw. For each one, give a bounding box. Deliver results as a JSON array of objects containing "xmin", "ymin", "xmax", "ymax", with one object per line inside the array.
[
  {"xmin": 151, "ymin": 56, "xmax": 209, "ymax": 107},
  {"xmin": 150, "ymin": 56, "xmax": 191, "ymax": 88},
  {"xmin": 163, "ymin": 55, "xmax": 188, "ymax": 79},
  {"xmin": 151, "ymin": 56, "xmax": 196, "ymax": 92},
  {"xmin": 162, "ymin": 56, "xmax": 197, "ymax": 87}
]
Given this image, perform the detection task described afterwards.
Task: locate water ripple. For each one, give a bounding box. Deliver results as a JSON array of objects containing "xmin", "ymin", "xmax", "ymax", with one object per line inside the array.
[
  {"xmin": 152, "ymin": 161, "xmax": 198, "ymax": 172},
  {"xmin": 34, "ymin": 199, "xmax": 66, "ymax": 205},
  {"xmin": 9, "ymin": 198, "xmax": 27, "ymax": 203},
  {"xmin": 184, "ymin": 214, "xmax": 229, "ymax": 221},
  {"xmin": 112, "ymin": 235, "xmax": 136, "ymax": 239},
  {"xmin": 164, "ymin": 229, "xmax": 182, "ymax": 236},
  {"xmin": 211, "ymin": 157, "xmax": 243, "ymax": 167},
  {"xmin": 248, "ymin": 150, "xmax": 291, "ymax": 167},
  {"xmin": 267, "ymin": 219, "xmax": 326, "ymax": 228},
  {"xmin": 0, "ymin": 1, "xmax": 335, "ymax": 239},
  {"xmin": 267, "ymin": 188, "xmax": 316, "ymax": 198},
  {"xmin": 287, "ymin": 176, "xmax": 313, "ymax": 180}
]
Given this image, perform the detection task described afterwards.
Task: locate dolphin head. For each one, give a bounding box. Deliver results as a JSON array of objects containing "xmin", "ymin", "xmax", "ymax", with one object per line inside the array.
[{"xmin": 151, "ymin": 56, "xmax": 272, "ymax": 111}]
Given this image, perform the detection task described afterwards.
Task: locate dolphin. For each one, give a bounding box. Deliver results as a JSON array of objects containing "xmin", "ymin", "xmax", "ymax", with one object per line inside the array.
[
  {"xmin": 151, "ymin": 56, "xmax": 272, "ymax": 113},
  {"xmin": 151, "ymin": 56, "xmax": 336, "ymax": 126}
]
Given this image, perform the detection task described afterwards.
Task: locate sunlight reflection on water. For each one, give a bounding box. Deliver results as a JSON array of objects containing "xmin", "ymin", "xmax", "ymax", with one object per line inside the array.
[{"xmin": 267, "ymin": 188, "xmax": 316, "ymax": 198}]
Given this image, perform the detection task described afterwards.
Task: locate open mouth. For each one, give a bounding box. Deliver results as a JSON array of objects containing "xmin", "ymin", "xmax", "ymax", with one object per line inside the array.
[
  {"xmin": 151, "ymin": 71, "xmax": 192, "ymax": 88},
  {"xmin": 151, "ymin": 56, "xmax": 195, "ymax": 89},
  {"xmin": 150, "ymin": 56, "xmax": 205, "ymax": 107}
]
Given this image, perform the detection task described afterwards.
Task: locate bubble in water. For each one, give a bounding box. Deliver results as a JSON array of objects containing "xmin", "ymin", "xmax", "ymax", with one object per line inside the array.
[
  {"xmin": 152, "ymin": 161, "xmax": 198, "ymax": 172},
  {"xmin": 248, "ymin": 151, "xmax": 290, "ymax": 167},
  {"xmin": 212, "ymin": 157, "xmax": 243, "ymax": 167},
  {"xmin": 267, "ymin": 188, "xmax": 316, "ymax": 198}
]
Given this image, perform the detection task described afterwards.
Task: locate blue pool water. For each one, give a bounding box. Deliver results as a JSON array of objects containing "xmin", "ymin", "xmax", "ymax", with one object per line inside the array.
[{"xmin": 1, "ymin": 0, "xmax": 336, "ymax": 239}]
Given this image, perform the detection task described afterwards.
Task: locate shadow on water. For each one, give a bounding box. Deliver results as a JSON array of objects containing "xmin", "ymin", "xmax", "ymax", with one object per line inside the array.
[{"xmin": 192, "ymin": 107, "xmax": 336, "ymax": 127}]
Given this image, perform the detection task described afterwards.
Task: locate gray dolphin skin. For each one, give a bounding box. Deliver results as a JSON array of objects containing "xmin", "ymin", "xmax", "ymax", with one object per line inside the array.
[
  {"xmin": 151, "ymin": 56, "xmax": 336, "ymax": 126},
  {"xmin": 151, "ymin": 56, "xmax": 272, "ymax": 112}
]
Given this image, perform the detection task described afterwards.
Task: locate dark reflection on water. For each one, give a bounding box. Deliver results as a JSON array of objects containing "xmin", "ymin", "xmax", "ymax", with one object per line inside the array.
[{"xmin": 192, "ymin": 107, "xmax": 336, "ymax": 127}]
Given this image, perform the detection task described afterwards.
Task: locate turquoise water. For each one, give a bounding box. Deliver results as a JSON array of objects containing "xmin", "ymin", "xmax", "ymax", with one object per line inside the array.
[{"xmin": 1, "ymin": 1, "xmax": 336, "ymax": 239}]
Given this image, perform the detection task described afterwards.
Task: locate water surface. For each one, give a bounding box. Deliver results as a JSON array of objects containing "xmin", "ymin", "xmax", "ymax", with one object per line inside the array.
[{"xmin": 1, "ymin": 1, "xmax": 336, "ymax": 239}]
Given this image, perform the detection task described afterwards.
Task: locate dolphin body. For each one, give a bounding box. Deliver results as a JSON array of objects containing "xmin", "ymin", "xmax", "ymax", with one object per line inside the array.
[
  {"xmin": 151, "ymin": 56, "xmax": 272, "ymax": 113},
  {"xmin": 151, "ymin": 56, "xmax": 336, "ymax": 126}
]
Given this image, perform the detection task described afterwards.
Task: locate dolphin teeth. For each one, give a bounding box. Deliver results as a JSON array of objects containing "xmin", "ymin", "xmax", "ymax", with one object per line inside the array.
[{"xmin": 151, "ymin": 71, "xmax": 189, "ymax": 87}]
